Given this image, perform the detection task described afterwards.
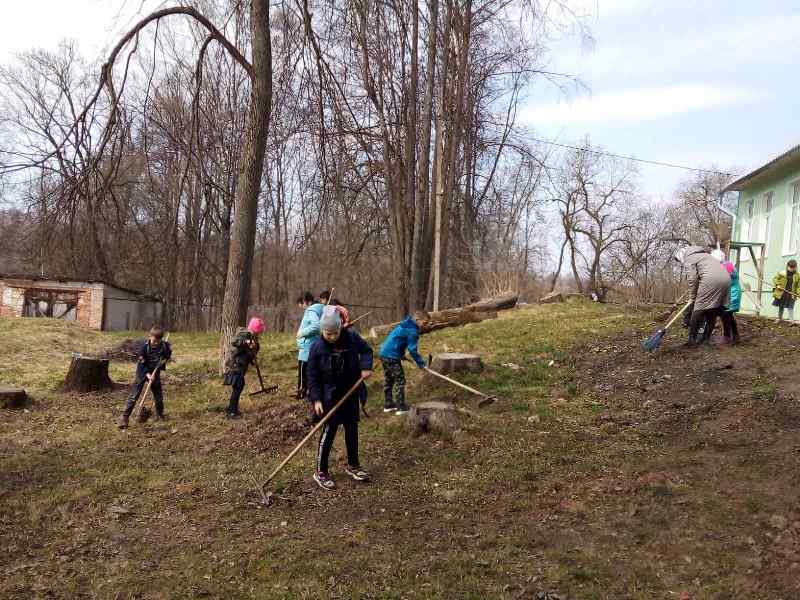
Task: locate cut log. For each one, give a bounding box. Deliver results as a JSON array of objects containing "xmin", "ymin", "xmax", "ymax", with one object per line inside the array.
[
  {"xmin": 539, "ymin": 291, "xmax": 564, "ymax": 304},
  {"xmin": 465, "ymin": 292, "xmax": 518, "ymax": 312},
  {"xmin": 430, "ymin": 352, "xmax": 484, "ymax": 374},
  {"xmin": 0, "ymin": 387, "xmax": 27, "ymax": 409},
  {"xmin": 63, "ymin": 354, "xmax": 114, "ymax": 393},
  {"xmin": 369, "ymin": 309, "xmax": 497, "ymax": 338}
]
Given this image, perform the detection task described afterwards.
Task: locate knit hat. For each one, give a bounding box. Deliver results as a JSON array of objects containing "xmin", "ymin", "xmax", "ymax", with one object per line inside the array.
[
  {"xmin": 247, "ymin": 317, "xmax": 265, "ymax": 335},
  {"xmin": 320, "ymin": 306, "xmax": 342, "ymax": 333}
]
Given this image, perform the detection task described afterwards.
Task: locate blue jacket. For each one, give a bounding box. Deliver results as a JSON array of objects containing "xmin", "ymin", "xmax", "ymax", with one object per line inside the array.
[
  {"xmin": 378, "ymin": 315, "xmax": 425, "ymax": 367},
  {"xmin": 307, "ymin": 329, "xmax": 373, "ymax": 423},
  {"xmin": 296, "ymin": 303, "xmax": 324, "ymax": 362},
  {"xmin": 727, "ymin": 268, "xmax": 741, "ymax": 312}
]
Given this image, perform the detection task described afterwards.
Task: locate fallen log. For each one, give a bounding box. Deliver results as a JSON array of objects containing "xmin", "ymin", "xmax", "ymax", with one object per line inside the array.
[
  {"xmin": 465, "ymin": 292, "xmax": 518, "ymax": 312},
  {"xmin": 369, "ymin": 309, "xmax": 497, "ymax": 338}
]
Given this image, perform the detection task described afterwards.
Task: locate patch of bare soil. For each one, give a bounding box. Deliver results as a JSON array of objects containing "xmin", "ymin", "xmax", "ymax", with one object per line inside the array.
[
  {"xmin": 572, "ymin": 315, "xmax": 800, "ymax": 596},
  {"xmin": 241, "ymin": 398, "xmax": 309, "ymax": 452},
  {"xmin": 98, "ymin": 338, "xmax": 141, "ymax": 362}
]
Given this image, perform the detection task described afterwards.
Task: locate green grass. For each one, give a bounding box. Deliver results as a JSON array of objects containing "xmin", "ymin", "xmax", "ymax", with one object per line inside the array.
[{"xmin": 1, "ymin": 303, "xmax": 797, "ymax": 598}]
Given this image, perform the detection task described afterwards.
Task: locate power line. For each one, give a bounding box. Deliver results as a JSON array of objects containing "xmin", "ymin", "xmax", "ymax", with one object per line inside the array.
[{"xmin": 527, "ymin": 136, "xmax": 737, "ymax": 177}]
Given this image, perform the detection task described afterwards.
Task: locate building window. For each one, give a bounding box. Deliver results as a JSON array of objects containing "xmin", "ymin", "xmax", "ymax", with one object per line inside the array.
[
  {"xmin": 744, "ymin": 198, "xmax": 755, "ymax": 240},
  {"xmin": 790, "ymin": 183, "xmax": 800, "ymax": 255},
  {"xmin": 22, "ymin": 289, "xmax": 79, "ymax": 320},
  {"xmin": 762, "ymin": 191, "xmax": 773, "ymax": 253}
]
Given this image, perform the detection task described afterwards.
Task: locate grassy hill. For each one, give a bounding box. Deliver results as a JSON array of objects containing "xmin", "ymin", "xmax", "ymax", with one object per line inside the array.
[{"xmin": 2, "ymin": 302, "xmax": 799, "ymax": 599}]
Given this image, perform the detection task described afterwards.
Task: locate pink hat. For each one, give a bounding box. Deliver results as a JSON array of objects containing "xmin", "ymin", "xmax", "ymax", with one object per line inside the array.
[{"xmin": 247, "ymin": 317, "xmax": 266, "ymax": 335}]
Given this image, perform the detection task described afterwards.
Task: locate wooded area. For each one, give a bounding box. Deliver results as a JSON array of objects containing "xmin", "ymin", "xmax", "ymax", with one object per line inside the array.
[{"xmin": 0, "ymin": 1, "xmax": 733, "ymax": 360}]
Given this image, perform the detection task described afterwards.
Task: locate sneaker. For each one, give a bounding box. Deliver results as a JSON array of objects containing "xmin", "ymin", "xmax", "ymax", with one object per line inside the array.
[
  {"xmin": 117, "ymin": 414, "xmax": 129, "ymax": 429},
  {"xmin": 383, "ymin": 405, "xmax": 397, "ymax": 413},
  {"xmin": 155, "ymin": 413, "xmax": 168, "ymax": 421},
  {"xmin": 345, "ymin": 465, "xmax": 370, "ymax": 481},
  {"xmin": 395, "ymin": 407, "xmax": 410, "ymax": 415},
  {"xmin": 313, "ymin": 471, "xmax": 336, "ymax": 490},
  {"xmin": 225, "ymin": 411, "xmax": 242, "ymax": 420}
]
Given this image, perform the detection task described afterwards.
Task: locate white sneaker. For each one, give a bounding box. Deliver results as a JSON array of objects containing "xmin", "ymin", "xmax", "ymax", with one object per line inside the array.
[{"xmin": 395, "ymin": 407, "xmax": 410, "ymax": 415}]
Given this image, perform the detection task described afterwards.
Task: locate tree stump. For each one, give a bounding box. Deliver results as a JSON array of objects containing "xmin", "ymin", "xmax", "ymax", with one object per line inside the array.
[
  {"xmin": 63, "ymin": 354, "xmax": 114, "ymax": 393},
  {"xmin": 406, "ymin": 401, "xmax": 462, "ymax": 436},
  {"xmin": 430, "ymin": 353, "xmax": 484, "ymax": 374},
  {"xmin": 0, "ymin": 387, "xmax": 27, "ymax": 409}
]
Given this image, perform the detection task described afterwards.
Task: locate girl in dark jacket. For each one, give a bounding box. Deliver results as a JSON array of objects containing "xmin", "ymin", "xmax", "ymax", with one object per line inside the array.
[{"xmin": 307, "ymin": 306, "xmax": 373, "ymax": 490}]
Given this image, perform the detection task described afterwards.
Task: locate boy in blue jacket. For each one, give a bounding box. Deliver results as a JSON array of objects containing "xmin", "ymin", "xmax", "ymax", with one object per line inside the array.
[
  {"xmin": 296, "ymin": 292, "xmax": 324, "ymax": 400},
  {"xmin": 378, "ymin": 313, "xmax": 427, "ymax": 415}
]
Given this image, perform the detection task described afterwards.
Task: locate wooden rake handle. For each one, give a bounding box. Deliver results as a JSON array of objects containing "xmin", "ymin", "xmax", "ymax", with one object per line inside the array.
[
  {"xmin": 423, "ymin": 366, "xmax": 495, "ymax": 400},
  {"xmin": 663, "ymin": 301, "xmax": 693, "ymax": 331},
  {"xmin": 261, "ymin": 376, "xmax": 366, "ymax": 488}
]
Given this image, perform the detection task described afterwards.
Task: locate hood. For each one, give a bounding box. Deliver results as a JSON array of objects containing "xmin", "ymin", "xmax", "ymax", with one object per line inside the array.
[
  {"xmin": 680, "ymin": 245, "xmax": 707, "ymax": 265},
  {"xmin": 399, "ymin": 315, "xmax": 419, "ymax": 330}
]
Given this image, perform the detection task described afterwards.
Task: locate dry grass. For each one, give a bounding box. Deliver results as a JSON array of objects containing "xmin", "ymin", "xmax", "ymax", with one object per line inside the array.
[{"xmin": 2, "ymin": 305, "xmax": 799, "ymax": 599}]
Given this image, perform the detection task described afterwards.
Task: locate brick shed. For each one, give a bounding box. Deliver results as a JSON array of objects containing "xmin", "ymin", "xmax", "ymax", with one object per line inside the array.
[{"xmin": 0, "ymin": 274, "xmax": 162, "ymax": 331}]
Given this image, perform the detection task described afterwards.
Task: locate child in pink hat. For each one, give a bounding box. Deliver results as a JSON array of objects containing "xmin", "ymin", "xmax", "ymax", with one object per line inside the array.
[{"xmin": 222, "ymin": 317, "xmax": 265, "ymax": 418}]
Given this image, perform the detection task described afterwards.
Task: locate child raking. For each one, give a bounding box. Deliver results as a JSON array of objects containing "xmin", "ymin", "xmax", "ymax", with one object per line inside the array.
[
  {"xmin": 118, "ymin": 326, "xmax": 172, "ymax": 429},
  {"xmin": 223, "ymin": 317, "xmax": 265, "ymax": 419}
]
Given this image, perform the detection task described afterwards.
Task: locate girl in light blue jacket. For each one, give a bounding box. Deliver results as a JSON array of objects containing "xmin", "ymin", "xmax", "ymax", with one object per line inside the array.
[{"xmin": 296, "ymin": 292, "xmax": 324, "ymax": 399}]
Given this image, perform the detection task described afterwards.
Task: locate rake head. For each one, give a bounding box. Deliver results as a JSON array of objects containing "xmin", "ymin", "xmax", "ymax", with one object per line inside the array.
[
  {"xmin": 642, "ymin": 329, "xmax": 666, "ymax": 352},
  {"xmin": 250, "ymin": 384, "xmax": 279, "ymax": 397},
  {"xmin": 136, "ymin": 406, "xmax": 152, "ymax": 423},
  {"xmin": 477, "ymin": 395, "xmax": 497, "ymax": 408}
]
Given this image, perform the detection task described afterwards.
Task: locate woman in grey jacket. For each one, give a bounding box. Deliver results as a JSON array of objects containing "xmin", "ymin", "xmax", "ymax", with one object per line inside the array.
[{"xmin": 676, "ymin": 246, "xmax": 732, "ymax": 347}]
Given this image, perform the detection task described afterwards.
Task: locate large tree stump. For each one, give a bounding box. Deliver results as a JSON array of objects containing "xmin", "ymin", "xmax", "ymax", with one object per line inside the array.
[
  {"xmin": 63, "ymin": 354, "xmax": 114, "ymax": 393},
  {"xmin": 406, "ymin": 401, "xmax": 464, "ymax": 436},
  {"xmin": 0, "ymin": 388, "xmax": 27, "ymax": 409},
  {"xmin": 430, "ymin": 353, "xmax": 484, "ymax": 374}
]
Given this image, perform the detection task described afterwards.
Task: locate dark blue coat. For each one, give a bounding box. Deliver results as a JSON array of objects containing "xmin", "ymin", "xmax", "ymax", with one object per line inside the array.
[
  {"xmin": 307, "ymin": 329, "xmax": 373, "ymax": 423},
  {"xmin": 135, "ymin": 340, "xmax": 172, "ymax": 381}
]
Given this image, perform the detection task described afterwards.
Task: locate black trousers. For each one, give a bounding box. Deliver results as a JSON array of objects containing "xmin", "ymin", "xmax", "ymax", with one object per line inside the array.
[
  {"xmin": 721, "ymin": 310, "xmax": 739, "ymax": 340},
  {"xmin": 297, "ymin": 360, "xmax": 308, "ymax": 399},
  {"xmin": 688, "ymin": 307, "xmax": 722, "ymax": 344},
  {"xmin": 123, "ymin": 375, "xmax": 163, "ymax": 416},
  {"xmin": 317, "ymin": 420, "xmax": 359, "ymax": 473},
  {"xmin": 227, "ymin": 372, "xmax": 245, "ymax": 414}
]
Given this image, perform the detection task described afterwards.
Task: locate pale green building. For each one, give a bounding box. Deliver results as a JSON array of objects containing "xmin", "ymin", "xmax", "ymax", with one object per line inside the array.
[{"xmin": 724, "ymin": 144, "xmax": 800, "ymax": 318}]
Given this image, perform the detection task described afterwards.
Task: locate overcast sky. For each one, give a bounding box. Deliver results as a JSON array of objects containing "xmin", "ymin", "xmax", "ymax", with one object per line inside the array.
[
  {"xmin": 1, "ymin": 0, "xmax": 797, "ymax": 200},
  {"xmin": 523, "ymin": 0, "xmax": 800, "ymax": 198}
]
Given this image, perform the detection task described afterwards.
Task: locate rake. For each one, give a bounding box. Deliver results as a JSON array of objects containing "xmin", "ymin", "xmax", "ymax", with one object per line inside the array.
[
  {"xmin": 642, "ymin": 301, "xmax": 692, "ymax": 352},
  {"xmin": 257, "ymin": 376, "xmax": 366, "ymax": 505},
  {"xmin": 249, "ymin": 357, "xmax": 278, "ymax": 397},
  {"xmin": 132, "ymin": 333, "xmax": 170, "ymax": 423},
  {"xmin": 419, "ymin": 354, "xmax": 497, "ymax": 407}
]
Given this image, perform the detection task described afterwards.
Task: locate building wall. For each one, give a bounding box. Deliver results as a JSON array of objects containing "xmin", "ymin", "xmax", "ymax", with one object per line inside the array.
[
  {"xmin": 0, "ymin": 278, "xmax": 100, "ymax": 327},
  {"xmin": 735, "ymin": 161, "xmax": 800, "ymax": 318},
  {"xmin": 102, "ymin": 285, "xmax": 162, "ymax": 331},
  {"xmin": 0, "ymin": 282, "xmax": 25, "ymax": 318},
  {"xmin": 0, "ymin": 279, "xmax": 162, "ymax": 330}
]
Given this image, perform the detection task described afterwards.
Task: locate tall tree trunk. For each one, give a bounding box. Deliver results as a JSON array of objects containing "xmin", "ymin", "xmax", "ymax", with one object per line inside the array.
[{"xmin": 219, "ymin": 0, "xmax": 272, "ymax": 371}]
